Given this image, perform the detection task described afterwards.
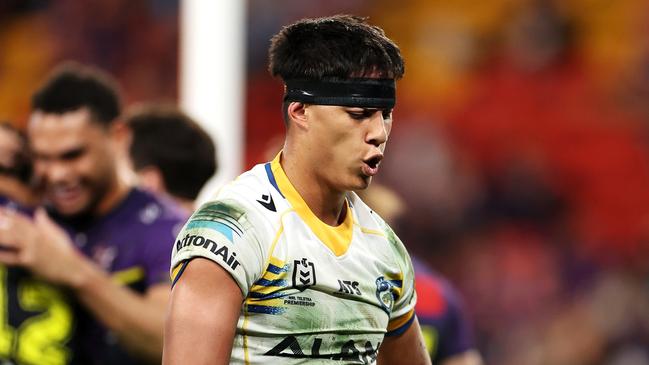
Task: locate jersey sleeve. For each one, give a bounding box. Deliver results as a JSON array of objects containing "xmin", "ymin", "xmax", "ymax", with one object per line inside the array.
[
  {"xmin": 170, "ymin": 199, "xmax": 266, "ymax": 297},
  {"xmin": 380, "ymin": 220, "xmax": 418, "ymax": 336}
]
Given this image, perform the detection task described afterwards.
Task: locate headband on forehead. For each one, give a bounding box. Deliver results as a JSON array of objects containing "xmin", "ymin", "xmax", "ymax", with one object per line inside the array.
[{"xmin": 283, "ymin": 78, "xmax": 396, "ymax": 109}]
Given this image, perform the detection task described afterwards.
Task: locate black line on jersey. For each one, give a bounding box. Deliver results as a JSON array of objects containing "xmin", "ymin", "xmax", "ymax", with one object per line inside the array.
[
  {"xmin": 191, "ymin": 216, "xmax": 244, "ymax": 236},
  {"xmin": 192, "ymin": 219, "xmax": 243, "ymax": 237},
  {"xmin": 192, "ymin": 211, "xmax": 244, "ymax": 235},
  {"xmin": 210, "ymin": 215, "xmax": 244, "ymax": 236}
]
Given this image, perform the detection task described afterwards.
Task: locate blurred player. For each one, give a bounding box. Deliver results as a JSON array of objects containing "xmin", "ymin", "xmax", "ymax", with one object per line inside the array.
[
  {"xmin": 0, "ymin": 122, "xmax": 35, "ymax": 207},
  {"xmin": 0, "ymin": 121, "xmax": 82, "ymax": 364},
  {"xmin": 123, "ymin": 104, "xmax": 217, "ymax": 213},
  {"xmin": 0, "ymin": 63, "xmax": 186, "ymax": 364},
  {"xmin": 358, "ymin": 184, "xmax": 483, "ymax": 365},
  {"xmin": 164, "ymin": 15, "xmax": 430, "ymax": 365}
]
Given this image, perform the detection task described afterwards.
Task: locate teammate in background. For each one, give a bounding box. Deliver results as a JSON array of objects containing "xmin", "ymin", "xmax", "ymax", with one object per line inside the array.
[
  {"xmin": 0, "ymin": 121, "xmax": 81, "ymax": 365},
  {"xmin": 357, "ymin": 184, "xmax": 483, "ymax": 365},
  {"xmin": 123, "ymin": 104, "xmax": 217, "ymax": 213},
  {"xmin": 0, "ymin": 122, "xmax": 36, "ymax": 207},
  {"xmin": 0, "ymin": 63, "xmax": 187, "ymax": 364},
  {"xmin": 164, "ymin": 15, "xmax": 430, "ymax": 365}
]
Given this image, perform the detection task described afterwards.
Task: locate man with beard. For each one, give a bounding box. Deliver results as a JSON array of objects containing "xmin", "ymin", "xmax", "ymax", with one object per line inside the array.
[
  {"xmin": 0, "ymin": 121, "xmax": 81, "ymax": 365},
  {"xmin": 0, "ymin": 63, "xmax": 186, "ymax": 364}
]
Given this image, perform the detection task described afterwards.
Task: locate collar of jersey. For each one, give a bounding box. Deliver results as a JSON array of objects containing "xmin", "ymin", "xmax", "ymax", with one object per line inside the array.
[{"xmin": 270, "ymin": 153, "xmax": 353, "ymax": 256}]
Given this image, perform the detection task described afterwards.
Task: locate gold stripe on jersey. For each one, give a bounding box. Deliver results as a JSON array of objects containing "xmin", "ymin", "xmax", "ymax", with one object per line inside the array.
[
  {"xmin": 386, "ymin": 271, "xmax": 404, "ymax": 300},
  {"xmin": 243, "ymin": 219, "xmax": 285, "ymax": 364},
  {"xmin": 242, "ymin": 305, "xmax": 251, "ymax": 365},
  {"xmin": 245, "ymin": 257, "xmax": 289, "ymax": 314},
  {"xmin": 359, "ymin": 226, "xmax": 386, "ymax": 237},
  {"xmin": 270, "ymin": 154, "xmax": 354, "ymax": 256},
  {"xmin": 170, "ymin": 263, "xmax": 183, "ymax": 282},
  {"xmin": 387, "ymin": 308, "xmax": 415, "ymax": 332},
  {"xmin": 248, "ymin": 257, "xmax": 290, "ymax": 296}
]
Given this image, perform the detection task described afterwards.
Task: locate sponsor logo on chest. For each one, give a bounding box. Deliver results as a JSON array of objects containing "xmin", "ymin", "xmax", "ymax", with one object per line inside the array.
[{"xmin": 265, "ymin": 335, "xmax": 380, "ymax": 364}]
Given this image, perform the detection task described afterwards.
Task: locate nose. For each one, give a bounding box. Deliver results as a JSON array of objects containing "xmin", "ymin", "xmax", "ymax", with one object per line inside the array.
[
  {"xmin": 36, "ymin": 160, "xmax": 70, "ymax": 185},
  {"xmin": 365, "ymin": 111, "xmax": 389, "ymax": 147}
]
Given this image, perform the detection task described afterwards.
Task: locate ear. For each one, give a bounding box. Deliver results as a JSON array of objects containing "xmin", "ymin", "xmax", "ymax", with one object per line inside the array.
[
  {"xmin": 136, "ymin": 166, "xmax": 166, "ymax": 195},
  {"xmin": 287, "ymin": 102, "xmax": 308, "ymax": 130},
  {"xmin": 109, "ymin": 120, "xmax": 132, "ymax": 152}
]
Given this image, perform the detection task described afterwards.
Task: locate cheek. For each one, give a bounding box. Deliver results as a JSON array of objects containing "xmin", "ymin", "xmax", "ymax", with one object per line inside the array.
[
  {"xmin": 385, "ymin": 120, "xmax": 393, "ymax": 136},
  {"xmin": 77, "ymin": 152, "xmax": 110, "ymax": 180},
  {"xmin": 32, "ymin": 161, "xmax": 47, "ymax": 177}
]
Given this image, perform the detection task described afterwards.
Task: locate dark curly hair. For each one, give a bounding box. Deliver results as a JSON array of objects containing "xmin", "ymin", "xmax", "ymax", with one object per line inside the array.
[{"xmin": 32, "ymin": 61, "xmax": 122, "ymax": 126}]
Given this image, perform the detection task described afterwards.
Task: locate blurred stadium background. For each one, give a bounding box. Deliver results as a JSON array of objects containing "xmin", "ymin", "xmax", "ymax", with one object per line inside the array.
[{"xmin": 2, "ymin": 0, "xmax": 649, "ymax": 364}]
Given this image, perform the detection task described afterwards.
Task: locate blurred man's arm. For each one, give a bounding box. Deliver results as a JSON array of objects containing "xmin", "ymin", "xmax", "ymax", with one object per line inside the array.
[
  {"xmin": 72, "ymin": 264, "xmax": 170, "ymax": 361},
  {"xmin": 163, "ymin": 258, "xmax": 242, "ymax": 365},
  {"xmin": 442, "ymin": 350, "xmax": 483, "ymax": 365},
  {"xmin": 378, "ymin": 317, "xmax": 431, "ymax": 365}
]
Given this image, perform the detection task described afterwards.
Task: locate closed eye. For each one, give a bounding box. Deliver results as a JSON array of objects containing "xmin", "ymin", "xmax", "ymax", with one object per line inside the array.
[
  {"xmin": 347, "ymin": 108, "xmax": 392, "ymax": 120},
  {"xmin": 347, "ymin": 110, "xmax": 372, "ymax": 120},
  {"xmin": 59, "ymin": 147, "xmax": 86, "ymax": 161}
]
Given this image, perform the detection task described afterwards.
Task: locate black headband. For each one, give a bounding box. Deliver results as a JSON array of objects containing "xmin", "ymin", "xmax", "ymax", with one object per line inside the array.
[{"xmin": 283, "ymin": 78, "xmax": 396, "ymax": 109}]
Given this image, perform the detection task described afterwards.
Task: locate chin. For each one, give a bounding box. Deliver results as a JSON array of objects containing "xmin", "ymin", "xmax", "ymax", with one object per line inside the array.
[
  {"xmin": 351, "ymin": 176, "xmax": 372, "ymax": 191},
  {"xmin": 54, "ymin": 205, "xmax": 85, "ymax": 217},
  {"xmin": 51, "ymin": 198, "xmax": 91, "ymax": 218}
]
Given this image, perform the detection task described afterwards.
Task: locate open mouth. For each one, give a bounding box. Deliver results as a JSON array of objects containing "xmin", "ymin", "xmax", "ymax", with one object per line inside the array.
[
  {"xmin": 362, "ymin": 155, "xmax": 383, "ymax": 177},
  {"xmin": 49, "ymin": 183, "xmax": 83, "ymax": 207},
  {"xmin": 366, "ymin": 156, "xmax": 381, "ymax": 169}
]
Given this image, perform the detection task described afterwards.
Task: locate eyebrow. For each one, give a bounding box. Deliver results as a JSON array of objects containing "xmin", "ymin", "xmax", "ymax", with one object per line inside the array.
[{"xmin": 33, "ymin": 146, "xmax": 87, "ymax": 161}]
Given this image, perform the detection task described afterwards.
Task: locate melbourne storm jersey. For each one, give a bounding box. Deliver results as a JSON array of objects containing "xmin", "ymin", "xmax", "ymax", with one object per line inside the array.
[
  {"xmin": 0, "ymin": 195, "xmax": 80, "ymax": 365},
  {"xmin": 50, "ymin": 189, "xmax": 186, "ymax": 365},
  {"xmin": 171, "ymin": 154, "xmax": 417, "ymax": 364}
]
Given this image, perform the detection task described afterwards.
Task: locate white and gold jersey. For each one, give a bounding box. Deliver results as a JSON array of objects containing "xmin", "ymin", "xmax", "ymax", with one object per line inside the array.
[{"xmin": 171, "ymin": 154, "xmax": 416, "ymax": 364}]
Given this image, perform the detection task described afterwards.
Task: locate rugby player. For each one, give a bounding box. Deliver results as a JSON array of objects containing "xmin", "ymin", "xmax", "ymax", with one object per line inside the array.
[
  {"xmin": 164, "ymin": 15, "xmax": 431, "ymax": 365},
  {"xmin": 123, "ymin": 104, "xmax": 216, "ymax": 214},
  {"xmin": 0, "ymin": 121, "xmax": 81, "ymax": 364},
  {"xmin": 0, "ymin": 63, "xmax": 186, "ymax": 364}
]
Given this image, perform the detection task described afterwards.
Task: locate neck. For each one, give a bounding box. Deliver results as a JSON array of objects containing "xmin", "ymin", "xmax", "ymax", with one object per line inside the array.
[
  {"xmin": 95, "ymin": 174, "xmax": 132, "ymax": 216},
  {"xmin": 174, "ymin": 196, "xmax": 196, "ymax": 216},
  {"xmin": 280, "ymin": 149, "xmax": 346, "ymax": 226}
]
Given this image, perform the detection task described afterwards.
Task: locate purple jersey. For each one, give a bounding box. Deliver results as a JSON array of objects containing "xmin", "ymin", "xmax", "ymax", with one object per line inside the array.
[
  {"xmin": 1, "ymin": 195, "xmax": 81, "ymax": 365},
  {"xmin": 50, "ymin": 189, "xmax": 187, "ymax": 365},
  {"xmin": 413, "ymin": 257, "xmax": 475, "ymax": 363}
]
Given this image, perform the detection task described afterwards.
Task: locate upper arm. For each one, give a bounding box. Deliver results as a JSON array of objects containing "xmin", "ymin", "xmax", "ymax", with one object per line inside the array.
[
  {"xmin": 378, "ymin": 316, "xmax": 431, "ymax": 365},
  {"xmin": 163, "ymin": 258, "xmax": 243, "ymax": 365}
]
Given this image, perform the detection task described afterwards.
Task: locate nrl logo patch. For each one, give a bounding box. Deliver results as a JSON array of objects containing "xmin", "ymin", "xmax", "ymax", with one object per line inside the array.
[{"xmin": 292, "ymin": 258, "xmax": 316, "ymax": 291}]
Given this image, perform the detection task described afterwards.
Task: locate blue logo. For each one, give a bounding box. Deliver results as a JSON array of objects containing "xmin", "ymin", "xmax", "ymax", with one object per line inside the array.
[{"xmin": 375, "ymin": 276, "xmax": 396, "ymax": 314}]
